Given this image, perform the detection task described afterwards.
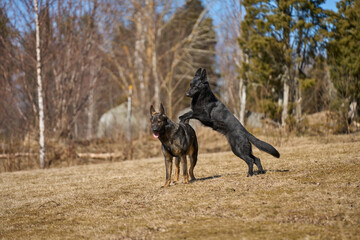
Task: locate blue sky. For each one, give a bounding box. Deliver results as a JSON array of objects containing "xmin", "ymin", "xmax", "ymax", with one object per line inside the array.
[
  {"xmin": 205, "ymin": 0, "xmax": 339, "ymax": 29},
  {"xmin": 322, "ymin": 0, "xmax": 339, "ymax": 11}
]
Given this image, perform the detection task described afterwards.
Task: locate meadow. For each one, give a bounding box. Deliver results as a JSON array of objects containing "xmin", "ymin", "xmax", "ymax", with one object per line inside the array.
[{"xmin": 1, "ymin": 134, "xmax": 359, "ymax": 239}]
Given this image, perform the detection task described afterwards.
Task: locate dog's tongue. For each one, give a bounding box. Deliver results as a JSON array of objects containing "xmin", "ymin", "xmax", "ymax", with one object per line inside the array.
[{"xmin": 153, "ymin": 133, "xmax": 159, "ymax": 138}]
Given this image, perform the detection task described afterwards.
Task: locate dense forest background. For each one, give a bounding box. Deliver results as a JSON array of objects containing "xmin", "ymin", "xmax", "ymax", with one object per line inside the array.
[{"xmin": 0, "ymin": 0, "xmax": 359, "ymax": 170}]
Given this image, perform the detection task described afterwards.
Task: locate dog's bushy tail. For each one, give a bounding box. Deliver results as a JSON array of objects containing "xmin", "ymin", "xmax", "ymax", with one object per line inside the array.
[{"xmin": 247, "ymin": 134, "xmax": 280, "ymax": 158}]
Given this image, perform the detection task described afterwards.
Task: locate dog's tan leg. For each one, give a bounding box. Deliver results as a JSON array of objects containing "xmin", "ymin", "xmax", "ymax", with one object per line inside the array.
[
  {"xmin": 163, "ymin": 156, "xmax": 173, "ymax": 187},
  {"xmin": 173, "ymin": 157, "xmax": 180, "ymax": 183}
]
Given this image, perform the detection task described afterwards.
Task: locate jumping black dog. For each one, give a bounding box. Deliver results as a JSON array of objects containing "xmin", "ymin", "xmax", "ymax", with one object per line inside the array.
[
  {"xmin": 179, "ymin": 68, "xmax": 280, "ymax": 176},
  {"xmin": 150, "ymin": 104, "xmax": 198, "ymax": 187}
]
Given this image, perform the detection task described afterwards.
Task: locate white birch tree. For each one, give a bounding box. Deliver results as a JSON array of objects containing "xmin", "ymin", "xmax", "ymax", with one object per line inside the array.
[
  {"xmin": 33, "ymin": 0, "xmax": 46, "ymax": 168},
  {"xmin": 217, "ymin": 0, "xmax": 246, "ymax": 124},
  {"xmin": 281, "ymin": 66, "xmax": 290, "ymax": 127}
]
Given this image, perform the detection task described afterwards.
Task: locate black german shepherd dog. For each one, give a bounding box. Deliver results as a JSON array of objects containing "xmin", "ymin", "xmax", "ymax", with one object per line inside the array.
[
  {"xmin": 179, "ymin": 68, "xmax": 280, "ymax": 177},
  {"xmin": 150, "ymin": 104, "xmax": 198, "ymax": 187}
]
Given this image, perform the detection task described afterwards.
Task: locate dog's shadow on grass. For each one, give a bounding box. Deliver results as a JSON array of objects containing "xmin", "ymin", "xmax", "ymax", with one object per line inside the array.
[
  {"xmin": 192, "ymin": 175, "xmax": 222, "ymax": 182},
  {"xmin": 187, "ymin": 170, "xmax": 290, "ymax": 184},
  {"xmin": 266, "ymin": 169, "xmax": 290, "ymax": 173},
  {"xmin": 223, "ymin": 170, "xmax": 290, "ymax": 176}
]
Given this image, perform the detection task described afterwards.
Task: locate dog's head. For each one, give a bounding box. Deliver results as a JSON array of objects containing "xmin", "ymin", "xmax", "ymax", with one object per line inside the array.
[
  {"xmin": 186, "ymin": 68, "xmax": 208, "ymax": 98},
  {"xmin": 150, "ymin": 103, "xmax": 168, "ymax": 138}
]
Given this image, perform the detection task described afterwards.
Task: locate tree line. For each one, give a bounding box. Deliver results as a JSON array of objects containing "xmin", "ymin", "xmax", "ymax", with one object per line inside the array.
[
  {"xmin": 218, "ymin": 0, "xmax": 358, "ymax": 132},
  {"xmin": 0, "ymin": 0, "xmax": 359, "ymax": 168},
  {"xmin": 1, "ymin": 0, "xmax": 216, "ymax": 138}
]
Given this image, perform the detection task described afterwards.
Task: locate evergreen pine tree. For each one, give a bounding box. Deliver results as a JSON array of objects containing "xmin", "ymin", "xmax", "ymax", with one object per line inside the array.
[
  {"xmin": 239, "ymin": 0, "xmax": 326, "ymax": 126},
  {"xmin": 327, "ymin": 0, "xmax": 360, "ymax": 106}
]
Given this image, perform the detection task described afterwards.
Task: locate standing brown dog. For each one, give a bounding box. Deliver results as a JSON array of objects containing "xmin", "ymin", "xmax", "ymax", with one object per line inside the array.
[{"xmin": 150, "ymin": 104, "xmax": 198, "ymax": 187}]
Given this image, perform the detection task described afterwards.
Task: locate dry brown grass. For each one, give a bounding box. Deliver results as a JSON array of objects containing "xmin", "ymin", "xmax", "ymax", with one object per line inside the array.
[{"xmin": 1, "ymin": 134, "xmax": 360, "ymax": 239}]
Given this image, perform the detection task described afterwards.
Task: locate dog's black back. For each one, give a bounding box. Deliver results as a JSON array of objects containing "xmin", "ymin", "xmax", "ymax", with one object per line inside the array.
[
  {"xmin": 179, "ymin": 68, "xmax": 279, "ymax": 176},
  {"xmin": 150, "ymin": 104, "xmax": 198, "ymax": 186}
]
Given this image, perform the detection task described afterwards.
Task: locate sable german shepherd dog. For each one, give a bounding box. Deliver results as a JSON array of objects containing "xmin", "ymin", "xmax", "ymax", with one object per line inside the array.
[
  {"xmin": 179, "ymin": 68, "xmax": 280, "ymax": 176},
  {"xmin": 150, "ymin": 104, "xmax": 198, "ymax": 187}
]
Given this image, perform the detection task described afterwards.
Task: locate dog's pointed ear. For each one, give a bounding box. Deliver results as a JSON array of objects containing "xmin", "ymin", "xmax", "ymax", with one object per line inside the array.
[
  {"xmin": 150, "ymin": 105, "xmax": 156, "ymax": 115},
  {"xmin": 195, "ymin": 68, "xmax": 202, "ymax": 76},
  {"xmin": 160, "ymin": 103, "xmax": 165, "ymax": 115},
  {"xmin": 201, "ymin": 69, "xmax": 207, "ymax": 83}
]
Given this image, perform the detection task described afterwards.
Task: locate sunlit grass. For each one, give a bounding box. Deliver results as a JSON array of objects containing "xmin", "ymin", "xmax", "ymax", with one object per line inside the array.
[{"xmin": 1, "ymin": 134, "xmax": 359, "ymax": 239}]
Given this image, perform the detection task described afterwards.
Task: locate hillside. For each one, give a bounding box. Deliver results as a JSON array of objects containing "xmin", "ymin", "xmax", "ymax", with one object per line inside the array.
[{"xmin": 1, "ymin": 134, "xmax": 360, "ymax": 239}]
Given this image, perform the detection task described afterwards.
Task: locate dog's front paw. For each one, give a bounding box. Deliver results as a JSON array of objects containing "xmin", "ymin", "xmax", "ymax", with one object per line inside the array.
[
  {"xmin": 247, "ymin": 172, "xmax": 254, "ymax": 177},
  {"xmin": 183, "ymin": 175, "xmax": 189, "ymax": 184},
  {"xmin": 162, "ymin": 180, "xmax": 171, "ymax": 188}
]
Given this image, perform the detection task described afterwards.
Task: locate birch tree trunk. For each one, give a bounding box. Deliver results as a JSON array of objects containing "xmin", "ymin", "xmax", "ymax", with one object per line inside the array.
[
  {"xmin": 87, "ymin": 89, "xmax": 94, "ymax": 139},
  {"xmin": 239, "ymin": 80, "xmax": 246, "ymax": 125},
  {"xmin": 282, "ymin": 81, "xmax": 290, "ymax": 127},
  {"xmin": 238, "ymin": 0, "xmax": 246, "ymax": 125},
  {"xmin": 238, "ymin": 47, "xmax": 247, "ymax": 125},
  {"xmin": 33, "ymin": 0, "xmax": 46, "ymax": 168},
  {"xmin": 167, "ymin": 69, "xmax": 173, "ymax": 119},
  {"xmin": 225, "ymin": 0, "xmax": 246, "ymax": 124},
  {"xmin": 295, "ymin": 79, "xmax": 302, "ymax": 123},
  {"xmin": 152, "ymin": 49, "xmax": 160, "ymax": 107},
  {"xmin": 87, "ymin": 68, "xmax": 97, "ymax": 140},
  {"xmin": 147, "ymin": 0, "xmax": 160, "ymax": 107},
  {"xmin": 134, "ymin": 9, "xmax": 146, "ymax": 104},
  {"xmin": 127, "ymin": 86, "xmax": 133, "ymax": 142}
]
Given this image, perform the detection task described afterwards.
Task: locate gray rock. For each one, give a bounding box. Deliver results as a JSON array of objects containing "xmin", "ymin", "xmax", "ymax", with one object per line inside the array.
[
  {"xmin": 97, "ymin": 102, "xmax": 147, "ymax": 138},
  {"xmin": 246, "ymin": 111, "xmax": 265, "ymax": 128}
]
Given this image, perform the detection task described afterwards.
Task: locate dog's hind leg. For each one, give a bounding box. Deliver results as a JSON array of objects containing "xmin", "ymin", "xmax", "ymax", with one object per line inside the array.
[
  {"xmin": 252, "ymin": 154, "xmax": 265, "ymax": 174},
  {"xmin": 229, "ymin": 138, "xmax": 254, "ymax": 177},
  {"xmin": 189, "ymin": 154, "xmax": 197, "ymax": 181},
  {"xmin": 174, "ymin": 157, "xmax": 180, "ymax": 183},
  {"xmin": 231, "ymin": 148, "xmax": 254, "ymax": 177},
  {"xmin": 180, "ymin": 156, "xmax": 189, "ymax": 184},
  {"xmin": 188, "ymin": 143, "xmax": 198, "ymax": 181},
  {"xmin": 243, "ymin": 156, "xmax": 255, "ymax": 177}
]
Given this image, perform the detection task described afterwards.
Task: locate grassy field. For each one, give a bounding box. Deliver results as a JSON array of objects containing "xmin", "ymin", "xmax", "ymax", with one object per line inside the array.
[{"xmin": 1, "ymin": 134, "xmax": 359, "ymax": 239}]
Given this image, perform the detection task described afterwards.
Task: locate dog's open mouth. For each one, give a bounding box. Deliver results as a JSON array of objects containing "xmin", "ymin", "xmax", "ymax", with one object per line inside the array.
[{"xmin": 153, "ymin": 133, "xmax": 159, "ymax": 138}]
